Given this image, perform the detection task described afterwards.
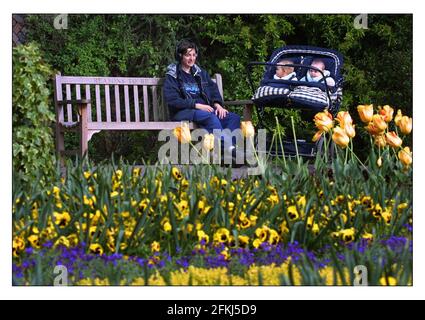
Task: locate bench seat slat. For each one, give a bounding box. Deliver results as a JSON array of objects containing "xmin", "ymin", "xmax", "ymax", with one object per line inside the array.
[{"xmin": 88, "ymin": 122, "xmax": 197, "ymax": 130}]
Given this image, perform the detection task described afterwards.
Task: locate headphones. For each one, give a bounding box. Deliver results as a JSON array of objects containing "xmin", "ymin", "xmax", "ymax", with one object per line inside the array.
[{"xmin": 175, "ymin": 39, "xmax": 199, "ymax": 62}]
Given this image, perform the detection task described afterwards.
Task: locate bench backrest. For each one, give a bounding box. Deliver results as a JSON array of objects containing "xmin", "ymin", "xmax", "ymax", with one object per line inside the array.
[{"xmin": 54, "ymin": 73, "xmax": 224, "ymax": 126}]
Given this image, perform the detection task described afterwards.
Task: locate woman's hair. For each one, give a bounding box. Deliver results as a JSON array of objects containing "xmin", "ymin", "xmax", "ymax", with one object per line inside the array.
[{"xmin": 176, "ymin": 39, "xmax": 198, "ymax": 61}]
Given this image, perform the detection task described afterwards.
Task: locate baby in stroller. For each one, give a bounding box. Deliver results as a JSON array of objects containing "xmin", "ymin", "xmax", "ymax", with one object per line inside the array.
[
  {"xmin": 300, "ymin": 58, "xmax": 335, "ymax": 87},
  {"xmin": 274, "ymin": 59, "xmax": 298, "ymax": 81}
]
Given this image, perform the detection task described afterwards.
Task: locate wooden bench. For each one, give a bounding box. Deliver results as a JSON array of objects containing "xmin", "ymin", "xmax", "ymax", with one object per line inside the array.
[{"xmin": 54, "ymin": 73, "xmax": 253, "ymax": 160}]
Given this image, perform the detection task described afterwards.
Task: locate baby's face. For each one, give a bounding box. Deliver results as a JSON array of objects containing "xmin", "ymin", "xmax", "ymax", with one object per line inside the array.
[
  {"xmin": 309, "ymin": 62, "xmax": 325, "ymax": 78},
  {"xmin": 276, "ymin": 65, "xmax": 294, "ymax": 78}
]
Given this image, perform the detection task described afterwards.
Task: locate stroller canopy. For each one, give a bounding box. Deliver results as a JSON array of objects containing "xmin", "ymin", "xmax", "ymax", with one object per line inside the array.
[
  {"xmin": 262, "ymin": 45, "xmax": 344, "ymax": 87},
  {"xmin": 250, "ymin": 45, "xmax": 344, "ymax": 113}
]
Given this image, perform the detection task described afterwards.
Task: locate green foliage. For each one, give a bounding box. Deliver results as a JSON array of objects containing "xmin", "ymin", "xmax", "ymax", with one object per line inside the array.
[{"xmin": 13, "ymin": 43, "xmax": 56, "ymax": 185}]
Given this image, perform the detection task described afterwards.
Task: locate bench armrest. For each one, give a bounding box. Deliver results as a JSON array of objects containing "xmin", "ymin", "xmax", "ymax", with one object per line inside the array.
[
  {"xmin": 224, "ymin": 99, "xmax": 254, "ymax": 121},
  {"xmin": 224, "ymin": 99, "xmax": 253, "ymax": 106}
]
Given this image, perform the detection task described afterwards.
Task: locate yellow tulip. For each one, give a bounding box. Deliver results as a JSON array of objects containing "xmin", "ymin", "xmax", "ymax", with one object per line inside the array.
[
  {"xmin": 379, "ymin": 105, "xmax": 394, "ymax": 122},
  {"xmin": 394, "ymin": 109, "xmax": 403, "ymax": 126},
  {"xmin": 374, "ymin": 135, "xmax": 387, "ymax": 148},
  {"xmin": 336, "ymin": 111, "xmax": 353, "ymax": 128},
  {"xmin": 398, "ymin": 147, "xmax": 412, "ymax": 167},
  {"xmin": 173, "ymin": 122, "xmax": 191, "ymax": 143},
  {"xmin": 377, "ymin": 157, "xmax": 382, "ymax": 167},
  {"xmin": 241, "ymin": 121, "xmax": 255, "ymax": 138},
  {"xmin": 365, "ymin": 122, "xmax": 383, "ymax": 136},
  {"xmin": 203, "ymin": 133, "xmax": 215, "ymax": 151},
  {"xmin": 357, "ymin": 104, "xmax": 373, "ymax": 123},
  {"xmin": 314, "ymin": 110, "xmax": 334, "ymax": 132},
  {"xmin": 398, "ymin": 116, "xmax": 412, "ymax": 135},
  {"xmin": 332, "ymin": 126, "xmax": 350, "ymax": 148},
  {"xmin": 372, "ymin": 114, "xmax": 388, "ymax": 131},
  {"xmin": 344, "ymin": 123, "xmax": 356, "ymax": 139},
  {"xmin": 385, "ymin": 131, "xmax": 402, "ymax": 148},
  {"xmin": 312, "ymin": 130, "xmax": 323, "ymax": 142}
]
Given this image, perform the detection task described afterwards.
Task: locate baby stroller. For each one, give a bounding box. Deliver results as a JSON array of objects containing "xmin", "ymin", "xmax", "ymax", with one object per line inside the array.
[{"xmin": 247, "ymin": 45, "xmax": 344, "ymax": 158}]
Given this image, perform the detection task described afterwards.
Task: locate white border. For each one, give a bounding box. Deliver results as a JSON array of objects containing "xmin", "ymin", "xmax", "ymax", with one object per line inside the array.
[{"xmin": 2, "ymin": 0, "xmax": 423, "ymax": 300}]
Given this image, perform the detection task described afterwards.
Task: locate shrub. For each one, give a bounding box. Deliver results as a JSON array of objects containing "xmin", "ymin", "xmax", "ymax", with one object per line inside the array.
[{"xmin": 13, "ymin": 43, "xmax": 56, "ymax": 185}]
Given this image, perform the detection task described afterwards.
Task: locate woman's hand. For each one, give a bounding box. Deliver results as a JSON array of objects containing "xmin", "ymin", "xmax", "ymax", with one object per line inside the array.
[
  {"xmin": 195, "ymin": 103, "xmax": 214, "ymax": 112},
  {"xmin": 214, "ymin": 103, "xmax": 229, "ymax": 119}
]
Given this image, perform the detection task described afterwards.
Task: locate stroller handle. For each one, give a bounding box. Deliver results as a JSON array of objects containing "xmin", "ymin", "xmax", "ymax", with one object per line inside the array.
[{"xmin": 246, "ymin": 61, "xmax": 333, "ymax": 107}]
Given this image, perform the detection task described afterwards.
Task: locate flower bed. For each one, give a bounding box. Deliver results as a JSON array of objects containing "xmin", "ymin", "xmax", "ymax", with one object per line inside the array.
[{"xmin": 12, "ymin": 105, "xmax": 412, "ymax": 285}]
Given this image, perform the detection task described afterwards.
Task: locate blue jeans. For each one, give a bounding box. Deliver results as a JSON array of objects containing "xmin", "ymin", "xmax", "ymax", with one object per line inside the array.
[{"xmin": 173, "ymin": 109, "xmax": 241, "ymax": 146}]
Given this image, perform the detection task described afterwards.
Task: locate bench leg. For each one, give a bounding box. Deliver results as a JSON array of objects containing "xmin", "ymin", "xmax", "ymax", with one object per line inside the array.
[
  {"xmin": 79, "ymin": 103, "xmax": 89, "ymax": 158},
  {"xmin": 55, "ymin": 126, "xmax": 65, "ymax": 167},
  {"xmin": 243, "ymin": 105, "xmax": 253, "ymax": 121}
]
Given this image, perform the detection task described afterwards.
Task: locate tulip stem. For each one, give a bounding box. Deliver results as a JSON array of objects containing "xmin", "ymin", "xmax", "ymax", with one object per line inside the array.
[
  {"xmin": 345, "ymin": 145, "xmax": 349, "ymax": 165},
  {"xmin": 275, "ymin": 117, "xmax": 287, "ymax": 168},
  {"xmin": 290, "ymin": 116, "xmax": 301, "ymax": 169},
  {"xmin": 190, "ymin": 142, "xmax": 210, "ymax": 165},
  {"xmin": 324, "ymin": 133, "xmax": 328, "ymax": 163},
  {"xmin": 347, "ymin": 145, "xmax": 370, "ymax": 174}
]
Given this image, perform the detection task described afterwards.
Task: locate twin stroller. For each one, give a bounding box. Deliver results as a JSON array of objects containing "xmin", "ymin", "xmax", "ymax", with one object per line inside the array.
[{"xmin": 247, "ymin": 45, "xmax": 344, "ymax": 158}]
